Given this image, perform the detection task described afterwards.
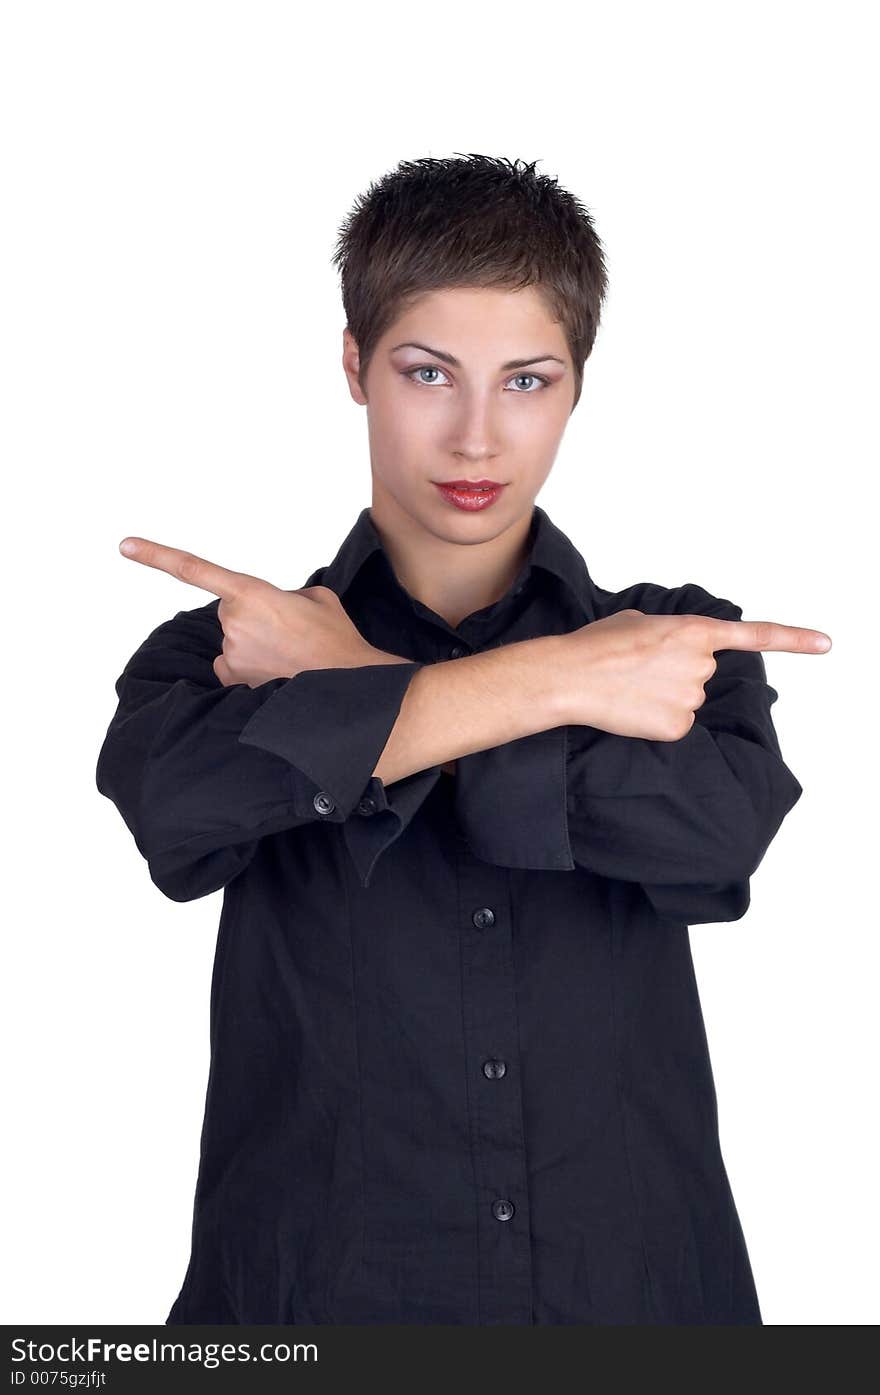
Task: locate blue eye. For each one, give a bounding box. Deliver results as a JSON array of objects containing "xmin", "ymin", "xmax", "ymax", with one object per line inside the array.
[
  {"xmin": 403, "ymin": 367, "xmax": 550, "ymax": 391},
  {"xmin": 508, "ymin": 373, "xmax": 548, "ymax": 392},
  {"xmin": 407, "ymin": 366, "xmax": 448, "ymax": 386}
]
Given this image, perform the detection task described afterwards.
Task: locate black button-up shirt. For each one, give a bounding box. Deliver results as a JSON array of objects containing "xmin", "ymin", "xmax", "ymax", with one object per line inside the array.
[{"xmin": 95, "ymin": 503, "xmax": 803, "ymax": 1325}]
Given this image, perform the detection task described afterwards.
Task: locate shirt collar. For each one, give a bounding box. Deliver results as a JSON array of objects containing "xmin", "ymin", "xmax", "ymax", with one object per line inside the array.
[{"xmin": 318, "ymin": 503, "xmax": 597, "ymax": 622}]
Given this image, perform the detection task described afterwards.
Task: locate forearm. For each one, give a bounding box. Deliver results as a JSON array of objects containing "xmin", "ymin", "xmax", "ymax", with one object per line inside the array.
[{"xmin": 372, "ymin": 634, "xmax": 569, "ymax": 786}]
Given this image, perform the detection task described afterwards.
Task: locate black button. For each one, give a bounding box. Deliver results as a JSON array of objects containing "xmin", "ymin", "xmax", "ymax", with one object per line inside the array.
[
  {"xmin": 449, "ymin": 645, "xmax": 466, "ymax": 659},
  {"xmin": 313, "ymin": 791, "xmax": 336, "ymax": 816},
  {"xmin": 482, "ymin": 1058, "xmax": 507, "ymax": 1080},
  {"xmin": 357, "ymin": 795, "xmax": 378, "ymax": 817},
  {"xmin": 492, "ymin": 1198, "xmax": 515, "ymax": 1222},
  {"xmin": 472, "ymin": 907, "xmax": 496, "ymax": 930}
]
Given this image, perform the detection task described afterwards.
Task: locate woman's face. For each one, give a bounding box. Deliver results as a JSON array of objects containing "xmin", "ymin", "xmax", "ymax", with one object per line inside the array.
[{"xmin": 342, "ymin": 284, "xmax": 576, "ymax": 546}]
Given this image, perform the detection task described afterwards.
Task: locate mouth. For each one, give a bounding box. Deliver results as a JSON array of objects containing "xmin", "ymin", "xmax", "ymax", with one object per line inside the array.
[{"xmin": 433, "ymin": 480, "xmax": 507, "ymax": 512}]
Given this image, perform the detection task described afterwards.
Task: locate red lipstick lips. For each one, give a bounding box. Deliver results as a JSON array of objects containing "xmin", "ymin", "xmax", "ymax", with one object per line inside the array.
[{"xmin": 433, "ymin": 480, "xmax": 506, "ymax": 512}]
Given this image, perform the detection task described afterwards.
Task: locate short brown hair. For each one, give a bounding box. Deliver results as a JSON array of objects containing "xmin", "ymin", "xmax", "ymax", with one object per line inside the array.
[{"xmin": 331, "ymin": 153, "xmax": 608, "ymax": 412}]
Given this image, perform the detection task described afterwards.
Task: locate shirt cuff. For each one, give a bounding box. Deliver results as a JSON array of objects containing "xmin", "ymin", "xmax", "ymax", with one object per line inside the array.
[
  {"xmin": 238, "ymin": 660, "xmax": 443, "ymax": 889},
  {"xmin": 454, "ymin": 725, "xmax": 575, "ymax": 871},
  {"xmin": 342, "ymin": 765, "xmax": 444, "ymax": 889},
  {"xmin": 238, "ymin": 660, "xmax": 426, "ymax": 819}
]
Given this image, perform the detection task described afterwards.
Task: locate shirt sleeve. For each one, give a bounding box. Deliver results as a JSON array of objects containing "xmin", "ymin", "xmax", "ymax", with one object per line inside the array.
[
  {"xmin": 95, "ymin": 598, "xmax": 440, "ymax": 902},
  {"xmin": 453, "ymin": 586, "xmax": 804, "ymax": 925}
]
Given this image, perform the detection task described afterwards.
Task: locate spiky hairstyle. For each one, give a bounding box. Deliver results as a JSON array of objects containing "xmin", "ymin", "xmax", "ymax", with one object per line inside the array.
[{"xmin": 331, "ymin": 153, "xmax": 608, "ymax": 411}]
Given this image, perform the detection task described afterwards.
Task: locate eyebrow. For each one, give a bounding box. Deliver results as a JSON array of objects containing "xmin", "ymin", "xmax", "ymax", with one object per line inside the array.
[{"xmin": 390, "ymin": 341, "xmax": 567, "ymax": 372}]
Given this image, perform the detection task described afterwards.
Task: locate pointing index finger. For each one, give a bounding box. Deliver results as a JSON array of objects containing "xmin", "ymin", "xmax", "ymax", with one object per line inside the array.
[
  {"xmin": 708, "ymin": 617, "xmax": 832, "ymax": 654},
  {"xmin": 119, "ymin": 536, "xmax": 251, "ymax": 599}
]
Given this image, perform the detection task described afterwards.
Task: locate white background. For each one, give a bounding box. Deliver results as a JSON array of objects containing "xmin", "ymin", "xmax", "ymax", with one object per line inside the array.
[{"xmin": 2, "ymin": 0, "xmax": 876, "ymax": 1326}]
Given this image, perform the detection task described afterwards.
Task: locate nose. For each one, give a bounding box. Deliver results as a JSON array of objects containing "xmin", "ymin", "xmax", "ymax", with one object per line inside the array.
[{"xmin": 448, "ymin": 391, "xmax": 500, "ymax": 461}]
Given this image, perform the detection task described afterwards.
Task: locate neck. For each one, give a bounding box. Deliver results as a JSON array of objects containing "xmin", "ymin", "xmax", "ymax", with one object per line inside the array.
[{"xmin": 368, "ymin": 489, "xmax": 534, "ymax": 629}]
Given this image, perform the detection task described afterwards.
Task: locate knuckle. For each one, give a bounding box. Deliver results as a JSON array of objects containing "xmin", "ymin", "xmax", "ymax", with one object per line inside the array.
[
  {"xmin": 681, "ymin": 613, "xmax": 708, "ymax": 636},
  {"xmin": 665, "ymin": 710, "xmax": 695, "ymax": 740},
  {"xmin": 176, "ymin": 552, "xmax": 200, "ymax": 583}
]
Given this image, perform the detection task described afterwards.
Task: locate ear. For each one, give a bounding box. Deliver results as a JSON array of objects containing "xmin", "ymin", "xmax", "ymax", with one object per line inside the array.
[{"xmin": 341, "ymin": 326, "xmax": 368, "ymax": 406}]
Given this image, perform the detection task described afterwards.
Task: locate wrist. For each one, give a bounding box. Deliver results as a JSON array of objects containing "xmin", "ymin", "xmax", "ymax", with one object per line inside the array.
[
  {"xmin": 527, "ymin": 631, "xmax": 575, "ymax": 728},
  {"xmin": 453, "ymin": 632, "xmax": 573, "ymax": 740}
]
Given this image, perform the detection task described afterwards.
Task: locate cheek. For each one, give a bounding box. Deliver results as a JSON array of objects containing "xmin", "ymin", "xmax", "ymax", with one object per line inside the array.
[
  {"xmin": 375, "ymin": 390, "xmax": 439, "ymax": 449},
  {"xmin": 367, "ymin": 408, "xmax": 426, "ymax": 487},
  {"xmin": 523, "ymin": 397, "xmax": 570, "ymax": 443}
]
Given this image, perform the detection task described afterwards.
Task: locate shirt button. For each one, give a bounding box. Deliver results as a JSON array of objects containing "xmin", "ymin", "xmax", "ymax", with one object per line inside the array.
[
  {"xmin": 472, "ymin": 907, "xmax": 496, "ymax": 930},
  {"xmin": 449, "ymin": 645, "xmax": 466, "ymax": 659},
  {"xmin": 313, "ymin": 791, "xmax": 336, "ymax": 816},
  {"xmin": 357, "ymin": 794, "xmax": 378, "ymax": 816},
  {"xmin": 482, "ymin": 1058, "xmax": 507, "ymax": 1079},
  {"xmin": 492, "ymin": 1198, "xmax": 515, "ymax": 1222}
]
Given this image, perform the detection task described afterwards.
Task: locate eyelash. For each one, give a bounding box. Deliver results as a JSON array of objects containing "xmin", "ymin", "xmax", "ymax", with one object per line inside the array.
[{"xmin": 403, "ymin": 366, "xmax": 552, "ymax": 393}]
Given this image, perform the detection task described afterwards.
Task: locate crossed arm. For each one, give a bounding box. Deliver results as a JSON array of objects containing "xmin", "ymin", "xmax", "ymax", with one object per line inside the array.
[{"xmin": 97, "ymin": 534, "xmax": 829, "ymax": 910}]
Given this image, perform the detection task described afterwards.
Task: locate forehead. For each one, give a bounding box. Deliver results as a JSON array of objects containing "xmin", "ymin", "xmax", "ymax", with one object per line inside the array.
[{"xmin": 384, "ymin": 284, "xmax": 566, "ymax": 352}]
